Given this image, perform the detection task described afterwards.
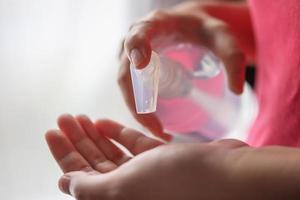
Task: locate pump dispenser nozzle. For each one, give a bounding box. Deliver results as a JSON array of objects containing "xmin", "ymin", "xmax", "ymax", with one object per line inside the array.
[{"xmin": 130, "ymin": 51, "xmax": 160, "ymax": 114}]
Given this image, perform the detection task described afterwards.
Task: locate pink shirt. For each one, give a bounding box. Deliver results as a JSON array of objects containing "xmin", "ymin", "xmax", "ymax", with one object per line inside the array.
[{"xmin": 248, "ymin": 0, "xmax": 300, "ymax": 146}]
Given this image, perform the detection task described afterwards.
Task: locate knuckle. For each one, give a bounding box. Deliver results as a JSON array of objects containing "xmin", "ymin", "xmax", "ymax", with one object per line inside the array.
[
  {"xmin": 204, "ymin": 17, "xmax": 228, "ymax": 33},
  {"xmin": 130, "ymin": 29, "xmax": 146, "ymax": 40},
  {"xmin": 124, "ymin": 32, "xmax": 146, "ymax": 49},
  {"xmin": 211, "ymin": 20, "xmax": 229, "ymax": 33},
  {"xmin": 148, "ymin": 9, "xmax": 168, "ymax": 20},
  {"xmin": 129, "ymin": 20, "xmax": 150, "ymax": 33}
]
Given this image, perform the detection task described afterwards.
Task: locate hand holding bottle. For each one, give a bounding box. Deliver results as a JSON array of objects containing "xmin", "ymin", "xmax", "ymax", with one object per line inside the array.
[{"xmin": 118, "ymin": 2, "xmax": 253, "ymax": 140}]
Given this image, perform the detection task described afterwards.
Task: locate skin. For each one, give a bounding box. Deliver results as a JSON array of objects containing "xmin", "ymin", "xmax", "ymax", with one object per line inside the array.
[
  {"xmin": 118, "ymin": 1, "xmax": 254, "ymax": 140},
  {"xmin": 46, "ymin": 114, "xmax": 300, "ymax": 200}
]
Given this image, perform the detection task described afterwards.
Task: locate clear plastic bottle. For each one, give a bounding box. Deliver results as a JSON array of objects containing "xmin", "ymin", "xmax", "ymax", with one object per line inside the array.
[{"xmin": 130, "ymin": 43, "xmax": 242, "ymax": 142}]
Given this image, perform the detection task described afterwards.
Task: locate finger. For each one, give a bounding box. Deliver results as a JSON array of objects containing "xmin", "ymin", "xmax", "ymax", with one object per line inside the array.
[
  {"xmin": 215, "ymin": 31, "xmax": 245, "ymax": 94},
  {"xmin": 45, "ymin": 130, "xmax": 92, "ymax": 173},
  {"xmin": 76, "ymin": 115, "xmax": 131, "ymax": 165},
  {"xmin": 58, "ymin": 171, "xmax": 87, "ymax": 195},
  {"xmin": 126, "ymin": 9, "xmax": 245, "ymax": 94},
  {"xmin": 206, "ymin": 19, "xmax": 246, "ymax": 94},
  {"xmin": 118, "ymin": 52, "xmax": 172, "ymax": 141},
  {"xmin": 124, "ymin": 9, "xmax": 177, "ymax": 69},
  {"xmin": 124, "ymin": 22, "xmax": 152, "ymax": 68},
  {"xmin": 95, "ymin": 119, "xmax": 163, "ymax": 155},
  {"xmin": 57, "ymin": 114, "xmax": 117, "ymax": 172},
  {"xmin": 124, "ymin": 9, "xmax": 211, "ymax": 69}
]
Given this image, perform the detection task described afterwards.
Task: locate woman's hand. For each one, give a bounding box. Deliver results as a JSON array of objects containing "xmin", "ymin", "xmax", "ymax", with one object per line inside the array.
[
  {"xmin": 45, "ymin": 114, "xmax": 249, "ymax": 200},
  {"xmin": 118, "ymin": 1, "xmax": 253, "ymax": 140},
  {"xmin": 45, "ymin": 114, "xmax": 163, "ymax": 198},
  {"xmin": 46, "ymin": 114, "xmax": 300, "ymax": 200},
  {"xmin": 45, "ymin": 114, "xmax": 247, "ymax": 200}
]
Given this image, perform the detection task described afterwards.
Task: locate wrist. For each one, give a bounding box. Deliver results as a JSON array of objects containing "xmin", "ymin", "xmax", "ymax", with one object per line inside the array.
[{"xmin": 227, "ymin": 146, "xmax": 300, "ymax": 200}]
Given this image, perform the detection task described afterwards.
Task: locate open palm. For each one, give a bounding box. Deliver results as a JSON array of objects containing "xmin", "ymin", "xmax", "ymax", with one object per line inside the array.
[
  {"xmin": 46, "ymin": 114, "xmax": 251, "ymax": 200},
  {"xmin": 45, "ymin": 114, "xmax": 163, "ymax": 196}
]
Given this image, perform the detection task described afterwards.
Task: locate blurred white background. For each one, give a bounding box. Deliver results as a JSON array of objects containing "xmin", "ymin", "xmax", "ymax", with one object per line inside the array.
[
  {"xmin": 0, "ymin": 0, "xmax": 255, "ymax": 199},
  {"xmin": 0, "ymin": 0, "xmax": 167, "ymax": 199}
]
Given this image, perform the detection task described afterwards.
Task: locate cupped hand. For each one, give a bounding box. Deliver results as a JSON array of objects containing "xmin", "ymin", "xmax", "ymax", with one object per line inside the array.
[
  {"xmin": 45, "ymin": 114, "xmax": 163, "ymax": 198},
  {"xmin": 45, "ymin": 114, "xmax": 250, "ymax": 200}
]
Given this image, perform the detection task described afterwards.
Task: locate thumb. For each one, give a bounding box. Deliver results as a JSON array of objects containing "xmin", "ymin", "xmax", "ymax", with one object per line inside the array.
[
  {"xmin": 124, "ymin": 10, "xmax": 172, "ymax": 69},
  {"xmin": 59, "ymin": 171, "xmax": 105, "ymax": 199},
  {"xmin": 58, "ymin": 171, "xmax": 88, "ymax": 196}
]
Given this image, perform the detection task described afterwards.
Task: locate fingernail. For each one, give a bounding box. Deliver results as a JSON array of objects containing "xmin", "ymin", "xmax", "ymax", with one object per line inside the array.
[
  {"xmin": 130, "ymin": 49, "xmax": 144, "ymax": 67},
  {"xmin": 59, "ymin": 175, "xmax": 71, "ymax": 194}
]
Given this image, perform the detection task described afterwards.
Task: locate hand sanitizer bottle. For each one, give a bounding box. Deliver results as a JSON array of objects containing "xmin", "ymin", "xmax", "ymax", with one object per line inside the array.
[{"xmin": 130, "ymin": 43, "xmax": 241, "ymax": 142}]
